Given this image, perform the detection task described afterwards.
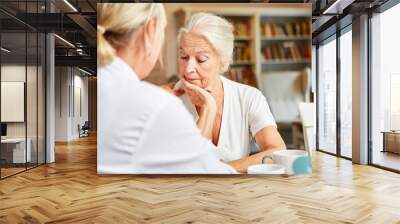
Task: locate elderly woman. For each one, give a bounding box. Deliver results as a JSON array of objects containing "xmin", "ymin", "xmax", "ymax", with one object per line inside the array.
[{"xmin": 172, "ymin": 13, "xmax": 286, "ymax": 173}]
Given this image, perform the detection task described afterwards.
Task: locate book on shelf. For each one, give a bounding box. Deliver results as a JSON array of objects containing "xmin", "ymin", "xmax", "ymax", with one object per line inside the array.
[
  {"xmin": 261, "ymin": 21, "xmax": 310, "ymax": 38},
  {"xmin": 227, "ymin": 19, "xmax": 251, "ymax": 37},
  {"xmin": 226, "ymin": 67, "xmax": 257, "ymax": 87},
  {"xmin": 262, "ymin": 41, "xmax": 311, "ymax": 61},
  {"xmin": 233, "ymin": 41, "xmax": 252, "ymax": 62}
]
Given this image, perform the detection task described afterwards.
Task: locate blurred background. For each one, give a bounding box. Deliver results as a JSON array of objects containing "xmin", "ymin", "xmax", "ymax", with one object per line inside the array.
[
  {"xmin": 145, "ymin": 3, "xmax": 313, "ymax": 151},
  {"xmin": 0, "ymin": 0, "xmax": 96, "ymax": 178}
]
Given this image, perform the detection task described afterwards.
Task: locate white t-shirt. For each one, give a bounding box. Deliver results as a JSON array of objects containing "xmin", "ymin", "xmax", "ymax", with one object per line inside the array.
[
  {"xmin": 175, "ymin": 76, "xmax": 277, "ymax": 162},
  {"xmin": 97, "ymin": 58, "xmax": 236, "ymax": 174}
]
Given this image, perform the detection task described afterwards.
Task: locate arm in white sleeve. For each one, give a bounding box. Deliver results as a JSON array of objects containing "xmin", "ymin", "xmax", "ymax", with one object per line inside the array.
[
  {"xmin": 134, "ymin": 98, "xmax": 236, "ymax": 174},
  {"xmin": 248, "ymin": 89, "xmax": 277, "ymax": 136}
]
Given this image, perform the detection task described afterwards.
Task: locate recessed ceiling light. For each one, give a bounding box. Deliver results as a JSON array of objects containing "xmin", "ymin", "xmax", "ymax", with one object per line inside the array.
[
  {"xmin": 1, "ymin": 47, "xmax": 11, "ymax": 53},
  {"xmin": 54, "ymin": 34, "xmax": 75, "ymax": 48},
  {"xmin": 63, "ymin": 0, "xmax": 78, "ymax": 12},
  {"xmin": 78, "ymin": 67, "xmax": 92, "ymax": 76},
  {"xmin": 323, "ymin": 0, "xmax": 355, "ymax": 15}
]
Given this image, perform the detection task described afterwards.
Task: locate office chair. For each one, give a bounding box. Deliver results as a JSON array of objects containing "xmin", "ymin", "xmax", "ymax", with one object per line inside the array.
[{"xmin": 79, "ymin": 121, "xmax": 90, "ymax": 138}]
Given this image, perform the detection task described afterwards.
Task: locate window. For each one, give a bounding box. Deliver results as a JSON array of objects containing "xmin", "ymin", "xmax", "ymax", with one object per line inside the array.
[
  {"xmin": 371, "ymin": 2, "xmax": 400, "ymax": 171},
  {"xmin": 1, "ymin": 30, "xmax": 28, "ymax": 177},
  {"xmin": 339, "ymin": 27, "xmax": 352, "ymax": 158},
  {"xmin": 317, "ymin": 36, "xmax": 337, "ymax": 154},
  {"xmin": 0, "ymin": 0, "xmax": 46, "ymax": 179}
]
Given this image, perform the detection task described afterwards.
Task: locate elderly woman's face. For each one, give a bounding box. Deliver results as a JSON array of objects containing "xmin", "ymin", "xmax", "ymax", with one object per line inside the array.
[{"xmin": 178, "ymin": 32, "xmax": 222, "ymax": 89}]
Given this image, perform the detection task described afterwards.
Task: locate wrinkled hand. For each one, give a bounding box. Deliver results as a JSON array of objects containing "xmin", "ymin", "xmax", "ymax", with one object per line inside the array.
[
  {"xmin": 175, "ymin": 79, "xmax": 216, "ymax": 113},
  {"xmin": 175, "ymin": 79, "xmax": 217, "ymax": 139}
]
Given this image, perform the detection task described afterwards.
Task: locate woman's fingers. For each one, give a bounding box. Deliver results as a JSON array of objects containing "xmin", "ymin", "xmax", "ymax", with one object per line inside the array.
[
  {"xmin": 181, "ymin": 80, "xmax": 206, "ymax": 104},
  {"xmin": 182, "ymin": 79, "xmax": 209, "ymax": 96},
  {"xmin": 181, "ymin": 78, "xmax": 198, "ymax": 92},
  {"xmin": 181, "ymin": 79, "xmax": 202, "ymax": 98}
]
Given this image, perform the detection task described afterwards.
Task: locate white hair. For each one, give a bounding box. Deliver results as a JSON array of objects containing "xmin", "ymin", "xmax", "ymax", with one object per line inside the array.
[{"xmin": 177, "ymin": 12, "xmax": 234, "ymax": 73}]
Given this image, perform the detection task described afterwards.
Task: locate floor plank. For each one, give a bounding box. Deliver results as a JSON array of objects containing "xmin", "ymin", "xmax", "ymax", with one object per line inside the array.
[
  {"xmin": 1, "ymin": 135, "xmax": 400, "ymax": 223},
  {"xmin": 373, "ymin": 151, "xmax": 400, "ymax": 171}
]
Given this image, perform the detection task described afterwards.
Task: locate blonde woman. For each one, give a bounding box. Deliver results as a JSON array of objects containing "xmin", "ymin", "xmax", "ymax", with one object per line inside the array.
[
  {"xmin": 172, "ymin": 13, "xmax": 286, "ymax": 173},
  {"xmin": 97, "ymin": 4, "xmax": 235, "ymax": 174}
]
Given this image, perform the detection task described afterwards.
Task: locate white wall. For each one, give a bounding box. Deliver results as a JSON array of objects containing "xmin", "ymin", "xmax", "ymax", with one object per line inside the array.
[
  {"xmin": 1, "ymin": 65, "xmax": 37, "ymax": 138},
  {"xmin": 71, "ymin": 73, "xmax": 89, "ymax": 138},
  {"xmin": 55, "ymin": 66, "xmax": 69, "ymax": 141},
  {"xmin": 55, "ymin": 67, "xmax": 89, "ymax": 141}
]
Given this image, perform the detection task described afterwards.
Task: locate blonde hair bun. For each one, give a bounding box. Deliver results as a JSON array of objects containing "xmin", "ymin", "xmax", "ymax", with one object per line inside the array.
[{"xmin": 97, "ymin": 3, "xmax": 166, "ymax": 65}]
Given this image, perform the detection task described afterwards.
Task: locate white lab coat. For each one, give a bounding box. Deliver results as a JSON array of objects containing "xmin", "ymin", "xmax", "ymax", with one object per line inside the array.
[{"xmin": 97, "ymin": 58, "xmax": 236, "ymax": 174}]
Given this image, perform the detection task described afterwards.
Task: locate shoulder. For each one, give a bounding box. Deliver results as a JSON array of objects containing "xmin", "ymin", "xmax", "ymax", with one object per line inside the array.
[
  {"xmin": 139, "ymin": 81, "xmax": 190, "ymax": 113},
  {"xmin": 223, "ymin": 77, "xmax": 264, "ymax": 101},
  {"xmin": 143, "ymin": 84, "xmax": 200, "ymax": 134},
  {"xmin": 142, "ymin": 81, "xmax": 178, "ymax": 100},
  {"xmin": 99, "ymin": 71, "xmax": 182, "ymax": 121},
  {"xmin": 138, "ymin": 81, "xmax": 184, "ymax": 114}
]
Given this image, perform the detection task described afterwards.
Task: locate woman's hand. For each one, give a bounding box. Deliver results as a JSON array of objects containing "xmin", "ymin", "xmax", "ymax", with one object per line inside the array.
[
  {"xmin": 226, "ymin": 127, "xmax": 286, "ymax": 173},
  {"xmin": 176, "ymin": 79, "xmax": 217, "ymax": 140},
  {"xmin": 179, "ymin": 79, "xmax": 216, "ymax": 112},
  {"xmin": 226, "ymin": 149, "xmax": 278, "ymax": 173}
]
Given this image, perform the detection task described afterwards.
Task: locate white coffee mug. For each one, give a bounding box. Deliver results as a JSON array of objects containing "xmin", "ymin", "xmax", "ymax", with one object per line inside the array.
[{"xmin": 263, "ymin": 150, "xmax": 309, "ymax": 174}]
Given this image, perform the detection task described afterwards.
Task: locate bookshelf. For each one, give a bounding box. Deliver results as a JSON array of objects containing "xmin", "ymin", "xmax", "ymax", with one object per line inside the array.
[
  {"xmin": 174, "ymin": 6, "xmax": 311, "ymax": 149},
  {"xmin": 226, "ymin": 16, "xmax": 257, "ymax": 87},
  {"xmin": 174, "ymin": 6, "xmax": 311, "ymax": 89},
  {"xmin": 261, "ymin": 36, "xmax": 311, "ymax": 41},
  {"xmin": 259, "ymin": 16, "xmax": 311, "ymax": 73}
]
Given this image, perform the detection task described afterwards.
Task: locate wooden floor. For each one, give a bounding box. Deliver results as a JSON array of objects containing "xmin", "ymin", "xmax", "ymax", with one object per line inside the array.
[
  {"xmin": 372, "ymin": 150, "xmax": 400, "ymax": 171},
  {"xmin": 1, "ymin": 135, "xmax": 400, "ymax": 223},
  {"xmin": 1, "ymin": 167, "xmax": 26, "ymax": 178},
  {"xmin": 1, "ymin": 163, "xmax": 44, "ymax": 178}
]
